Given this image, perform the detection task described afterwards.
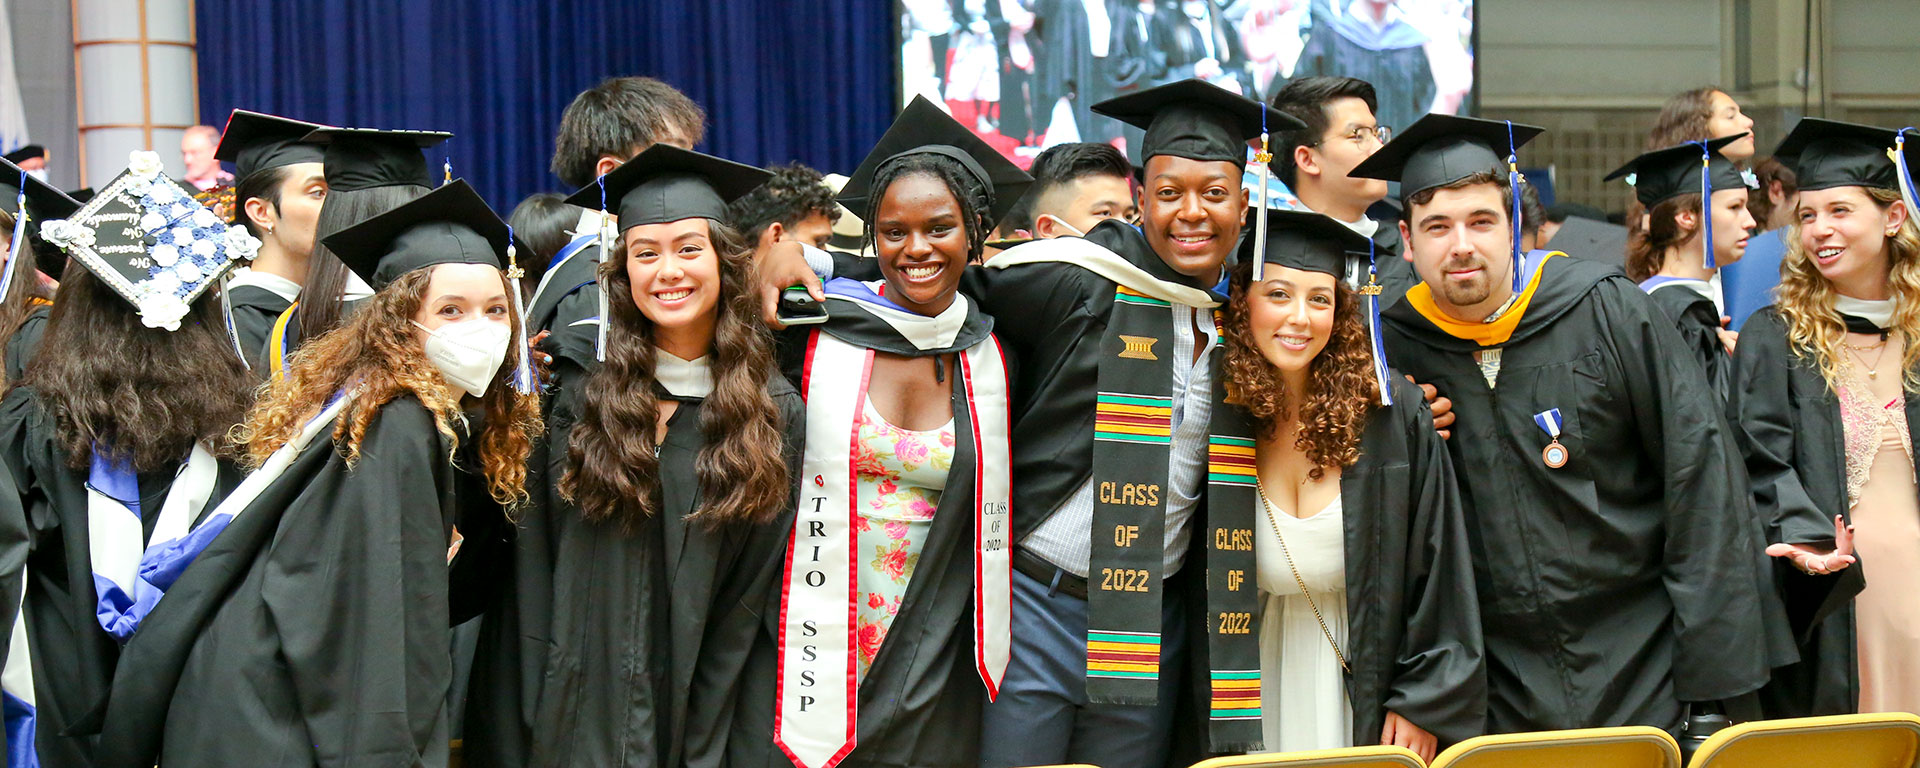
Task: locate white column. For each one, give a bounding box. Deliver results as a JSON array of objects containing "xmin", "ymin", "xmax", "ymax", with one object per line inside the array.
[{"xmin": 72, "ymin": 0, "xmax": 197, "ymax": 186}]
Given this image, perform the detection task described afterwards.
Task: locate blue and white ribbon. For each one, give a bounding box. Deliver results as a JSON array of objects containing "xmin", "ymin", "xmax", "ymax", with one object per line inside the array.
[
  {"xmin": 3, "ymin": 571, "xmax": 36, "ymax": 768},
  {"xmin": 1896, "ymin": 128, "xmax": 1917, "ymax": 221},
  {"xmin": 1364, "ymin": 241, "xmax": 1393, "ymax": 406},
  {"xmin": 1533, "ymin": 408, "xmax": 1563, "ymax": 440},
  {"xmin": 1505, "ymin": 121, "xmax": 1526, "ymax": 292},
  {"xmin": 1693, "ymin": 140, "xmax": 1717, "ymax": 270},
  {"xmin": 86, "ymin": 443, "xmax": 220, "ymax": 642}
]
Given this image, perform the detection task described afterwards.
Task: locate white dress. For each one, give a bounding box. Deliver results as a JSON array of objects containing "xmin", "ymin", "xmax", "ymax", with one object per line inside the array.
[{"xmin": 1256, "ymin": 494, "xmax": 1352, "ymax": 753}]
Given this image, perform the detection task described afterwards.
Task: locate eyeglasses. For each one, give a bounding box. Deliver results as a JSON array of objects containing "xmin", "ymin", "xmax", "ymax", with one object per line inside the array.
[{"xmin": 1312, "ymin": 125, "xmax": 1392, "ymax": 147}]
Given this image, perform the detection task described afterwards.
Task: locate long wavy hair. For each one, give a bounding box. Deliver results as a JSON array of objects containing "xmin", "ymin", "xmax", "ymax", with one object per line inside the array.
[
  {"xmin": 1222, "ymin": 259, "xmax": 1378, "ymax": 481},
  {"xmin": 1776, "ymin": 186, "xmax": 1920, "ymax": 391},
  {"xmin": 0, "ymin": 209, "xmax": 54, "ymax": 388},
  {"xmin": 1625, "ymin": 193, "xmax": 1703, "ymax": 282},
  {"xmin": 559, "ymin": 218, "xmax": 789, "ymax": 530},
  {"xmin": 235, "ymin": 266, "xmax": 541, "ymax": 506},
  {"xmin": 23, "ymin": 265, "xmax": 252, "ymax": 470},
  {"xmin": 295, "ymin": 184, "xmax": 428, "ymax": 346}
]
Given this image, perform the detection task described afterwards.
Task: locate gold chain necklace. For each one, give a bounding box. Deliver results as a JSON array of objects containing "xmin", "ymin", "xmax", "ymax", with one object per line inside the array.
[
  {"xmin": 1845, "ymin": 332, "xmax": 1896, "ymax": 380},
  {"xmin": 1254, "ymin": 477, "xmax": 1350, "ymax": 674}
]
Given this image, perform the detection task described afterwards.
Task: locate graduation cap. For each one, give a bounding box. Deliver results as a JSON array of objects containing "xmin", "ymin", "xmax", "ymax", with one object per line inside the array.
[
  {"xmin": 320, "ymin": 178, "xmax": 515, "ymax": 290},
  {"xmin": 562, "ymin": 144, "xmax": 775, "ymax": 362},
  {"xmin": 1091, "ymin": 79, "xmax": 1301, "ymax": 168},
  {"xmin": 301, "ymin": 127, "xmax": 452, "ymax": 192},
  {"xmin": 1771, "ymin": 118, "xmax": 1901, "ymax": 193},
  {"xmin": 2, "ymin": 145, "xmax": 46, "ymax": 166},
  {"xmin": 1350, "ymin": 113, "xmax": 1546, "ymax": 290},
  {"xmin": 1, "ymin": 156, "xmax": 84, "ymax": 278},
  {"xmin": 1605, "ymin": 134, "xmax": 1755, "ymax": 270},
  {"xmin": 562, "ymin": 144, "xmax": 773, "ymax": 229},
  {"xmin": 1240, "ymin": 208, "xmax": 1396, "ymax": 405},
  {"xmin": 36, "ymin": 150, "xmax": 262, "ymax": 333},
  {"xmin": 836, "ymin": 96, "xmax": 1033, "ymax": 229},
  {"xmin": 214, "ymin": 110, "xmax": 327, "ymax": 181},
  {"xmin": 820, "ymin": 172, "xmax": 870, "ymax": 256}
]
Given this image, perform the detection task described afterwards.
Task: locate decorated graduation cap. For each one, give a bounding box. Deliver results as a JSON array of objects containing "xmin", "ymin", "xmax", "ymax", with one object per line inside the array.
[
  {"xmin": 1241, "ymin": 209, "xmax": 1395, "ymax": 404},
  {"xmin": 215, "ymin": 110, "xmax": 327, "ymax": 181},
  {"xmin": 836, "ymin": 95, "xmax": 1034, "ymax": 226},
  {"xmin": 301, "ymin": 127, "xmax": 452, "ymax": 192},
  {"xmin": 323, "ymin": 178, "xmax": 537, "ymax": 392},
  {"xmin": 1772, "ymin": 118, "xmax": 1901, "ymax": 193},
  {"xmin": 1604, "ymin": 134, "xmax": 1755, "ymax": 270},
  {"xmin": 1, "ymin": 155, "xmax": 84, "ymax": 278},
  {"xmin": 562, "ymin": 144, "xmax": 775, "ymax": 362},
  {"xmin": 2, "ymin": 145, "xmax": 46, "ymax": 166},
  {"xmin": 1091, "ymin": 79, "xmax": 1300, "ymax": 168},
  {"xmin": 37, "ymin": 150, "xmax": 262, "ymax": 333},
  {"xmin": 1350, "ymin": 113, "xmax": 1546, "ymax": 291}
]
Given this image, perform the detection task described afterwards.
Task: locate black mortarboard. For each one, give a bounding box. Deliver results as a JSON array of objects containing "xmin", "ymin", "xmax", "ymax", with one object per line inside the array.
[
  {"xmin": 215, "ymin": 111, "xmax": 327, "ymax": 180},
  {"xmin": 322, "ymin": 179, "xmax": 515, "ymax": 290},
  {"xmin": 1, "ymin": 145, "xmax": 46, "ymax": 165},
  {"xmin": 1, "ymin": 158, "xmax": 84, "ymax": 276},
  {"xmin": 1772, "ymin": 118, "xmax": 1900, "ymax": 192},
  {"xmin": 1349, "ymin": 114, "xmax": 1545, "ymax": 199},
  {"xmin": 562, "ymin": 144, "xmax": 773, "ymax": 230},
  {"xmin": 1604, "ymin": 134, "xmax": 1753, "ymax": 207},
  {"xmin": 1242, "ymin": 208, "xmax": 1371, "ymax": 277},
  {"xmin": 837, "ymin": 96, "xmax": 1034, "ymax": 226},
  {"xmin": 41, "ymin": 152, "xmax": 258, "ymax": 330},
  {"xmin": 1091, "ymin": 79, "xmax": 1301, "ymax": 168},
  {"xmin": 301, "ymin": 127, "xmax": 451, "ymax": 192},
  {"xmin": 66, "ymin": 188, "xmax": 95, "ymax": 204}
]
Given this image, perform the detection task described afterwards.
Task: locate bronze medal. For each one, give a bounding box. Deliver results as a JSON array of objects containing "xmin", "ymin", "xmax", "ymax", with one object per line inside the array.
[{"xmin": 1542, "ymin": 439, "xmax": 1569, "ymax": 469}]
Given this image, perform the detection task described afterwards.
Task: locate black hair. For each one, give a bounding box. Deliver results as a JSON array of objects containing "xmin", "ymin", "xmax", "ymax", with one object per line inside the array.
[
  {"xmin": 0, "ymin": 210, "xmax": 52, "ymax": 387},
  {"xmin": 551, "ymin": 77, "xmax": 707, "ymax": 189},
  {"xmin": 296, "ymin": 184, "xmax": 427, "ymax": 346},
  {"xmin": 1519, "ymin": 180, "xmax": 1545, "ymax": 238},
  {"xmin": 1269, "ymin": 76, "xmax": 1380, "ymax": 188},
  {"xmin": 725, "ymin": 163, "xmax": 841, "ymax": 242},
  {"xmin": 231, "ymin": 165, "xmax": 294, "ymax": 238},
  {"xmin": 865, "ymin": 153, "xmax": 994, "ymax": 264},
  {"xmin": 1019, "ymin": 142, "xmax": 1132, "ymax": 230},
  {"xmin": 507, "ymin": 192, "xmax": 582, "ymax": 300}
]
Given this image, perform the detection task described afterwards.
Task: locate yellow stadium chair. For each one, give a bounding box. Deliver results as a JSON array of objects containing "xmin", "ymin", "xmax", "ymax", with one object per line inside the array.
[
  {"xmin": 1428, "ymin": 726, "xmax": 1680, "ymax": 768},
  {"xmin": 1189, "ymin": 745, "xmax": 1426, "ymax": 768},
  {"xmin": 1686, "ymin": 712, "xmax": 1920, "ymax": 768}
]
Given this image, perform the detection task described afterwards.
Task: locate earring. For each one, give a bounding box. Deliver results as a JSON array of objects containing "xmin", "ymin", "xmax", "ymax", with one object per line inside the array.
[{"xmin": 264, "ymin": 225, "xmax": 274, "ymax": 235}]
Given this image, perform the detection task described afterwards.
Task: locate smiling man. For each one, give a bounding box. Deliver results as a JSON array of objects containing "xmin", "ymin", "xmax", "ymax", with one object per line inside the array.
[{"xmin": 1352, "ymin": 114, "xmax": 1783, "ymax": 734}]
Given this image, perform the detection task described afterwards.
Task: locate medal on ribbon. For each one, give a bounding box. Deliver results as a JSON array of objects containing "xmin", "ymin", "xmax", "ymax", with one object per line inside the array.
[{"xmin": 1534, "ymin": 408, "xmax": 1569, "ymax": 468}]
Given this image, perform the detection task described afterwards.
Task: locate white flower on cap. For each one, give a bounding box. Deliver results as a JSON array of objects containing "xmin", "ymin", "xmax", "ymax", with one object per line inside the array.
[
  {"xmin": 140, "ymin": 211, "xmax": 168, "ymax": 233},
  {"xmin": 39, "ymin": 219, "xmax": 94, "ymax": 250},
  {"xmin": 128, "ymin": 150, "xmax": 165, "ymax": 179},
  {"xmin": 225, "ymin": 227, "xmax": 262, "ymax": 260},
  {"xmin": 191, "ymin": 207, "xmax": 219, "ymax": 229},
  {"xmin": 188, "ymin": 238, "xmax": 215, "ymax": 259},
  {"xmin": 150, "ymin": 243, "xmax": 180, "ymax": 267},
  {"xmin": 135, "ymin": 292, "xmax": 190, "ymax": 332}
]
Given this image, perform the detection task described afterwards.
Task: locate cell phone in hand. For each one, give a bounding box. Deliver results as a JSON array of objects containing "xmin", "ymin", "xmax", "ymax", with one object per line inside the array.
[{"xmin": 777, "ymin": 286, "xmax": 829, "ymax": 325}]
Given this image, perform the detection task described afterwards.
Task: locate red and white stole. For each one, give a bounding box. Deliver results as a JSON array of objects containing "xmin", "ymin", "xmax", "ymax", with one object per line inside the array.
[{"xmin": 773, "ymin": 284, "xmax": 1012, "ymax": 768}]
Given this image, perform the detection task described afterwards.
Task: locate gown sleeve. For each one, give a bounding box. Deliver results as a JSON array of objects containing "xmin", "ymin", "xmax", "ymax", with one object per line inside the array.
[
  {"xmin": 1604, "ymin": 281, "xmax": 1772, "ymax": 702},
  {"xmin": 258, "ymin": 401, "xmax": 455, "ymax": 765},
  {"xmin": 1382, "ymin": 384, "xmax": 1486, "ymax": 745},
  {"xmin": 1725, "ymin": 308, "xmax": 1862, "ymax": 639}
]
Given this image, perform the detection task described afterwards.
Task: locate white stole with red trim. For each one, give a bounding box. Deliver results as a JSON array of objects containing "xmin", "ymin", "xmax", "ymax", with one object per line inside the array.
[{"xmin": 774, "ymin": 287, "xmax": 1012, "ymax": 768}]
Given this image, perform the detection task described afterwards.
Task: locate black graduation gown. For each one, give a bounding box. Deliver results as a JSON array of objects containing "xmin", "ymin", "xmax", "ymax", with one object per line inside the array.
[
  {"xmin": 226, "ymin": 283, "xmax": 295, "ymax": 372},
  {"xmin": 1107, "ymin": 0, "xmax": 1167, "ymax": 161},
  {"xmin": 1725, "ymin": 307, "xmax": 1878, "ymax": 717},
  {"xmin": 1378, "ymin": 255, "xmax": 1774, "ymax": 733},
  {"xmin": 89, "ymin": 396, "xmax": 471, "ymax": 767},
  {"xmin": 464, "ymin": 348, "xmax": 805, "ymax": 768},
  {"xmin": 0, "ymin": 386, "xmax": 245, "ymax": 768},
  {"xmin": 4, "ymin": 305, "xmax": 48, "ymax": 383},
  {"xmin": 526, "ymin": 240, "xmax": 602, "ymax": 366},
  {"xmin": 725, "ymin": 308, "xmax": 999, "ymax": 768},
  {"xmin": 1644, "ymin": 284, "xmax": 1730, "ymax": 398},
  {"xmin": 1152, "ymin": 8, "xmax": 1250, "ymax": 93},
  {"xmin": 1032, "ymin": 0, "xmax": 1119, "ymax": 143},
  {"xmin": 1331, "ymin": 375, "xmax": 1486, "ymax": 748},
  {"xmin": 1289, "ymin": 20, "xmax": 1433, "ymax": 134}
]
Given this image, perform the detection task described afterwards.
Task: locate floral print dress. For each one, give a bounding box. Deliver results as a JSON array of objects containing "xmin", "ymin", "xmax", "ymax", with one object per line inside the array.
[{"xmin": 852, "ymin": 395, "xmax": 956, "ymax": 680}]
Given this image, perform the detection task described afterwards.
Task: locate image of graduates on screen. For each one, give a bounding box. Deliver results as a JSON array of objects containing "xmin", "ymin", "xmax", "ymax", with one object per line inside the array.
[{"xmin": 900, "ymin": 0, "xmax": 1475, "ymax": 166}]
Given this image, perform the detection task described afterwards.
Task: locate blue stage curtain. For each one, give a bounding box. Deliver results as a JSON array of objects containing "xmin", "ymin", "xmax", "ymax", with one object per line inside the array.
[{"xmin": 195, "ymin": 0, "xmax": 897, "ymax": 209}]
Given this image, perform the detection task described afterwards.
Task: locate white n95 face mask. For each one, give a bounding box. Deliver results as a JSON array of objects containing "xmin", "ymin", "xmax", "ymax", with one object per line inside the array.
[{"xmin": 415, "ymin": 318, "xmax": 512, "ymax": 398}]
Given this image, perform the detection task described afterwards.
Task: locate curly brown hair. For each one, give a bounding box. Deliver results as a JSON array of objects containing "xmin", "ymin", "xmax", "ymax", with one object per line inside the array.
[
  {"xmin": 559, "ymin": 219, "xmax": 790, "ymax": 530},
  {"xmin": 234, "ymin": 266, "xmax": 541, "ymax": 506},
  {"xmin": 1776, "ymin": 186, "xmax": 1920, "ymax": 390},
  {"xmin": 25, "ymin": 266, "xmax": 252, "ymax": 471},
  {"xmin": 1222, "ymin": 259, "xmax": 1379, "ymax": 481}
]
